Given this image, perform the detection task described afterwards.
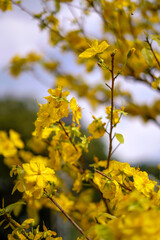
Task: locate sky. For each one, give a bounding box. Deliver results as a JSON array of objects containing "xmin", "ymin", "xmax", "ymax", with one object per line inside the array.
[{"xmin": 0, "ymin": 0, "xmax": 160, "ymax": 165}]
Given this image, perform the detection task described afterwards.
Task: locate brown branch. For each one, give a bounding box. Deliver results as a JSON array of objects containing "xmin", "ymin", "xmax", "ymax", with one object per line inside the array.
[
  {"xmin": 45, "ymin": 190, "xmax": 92, "ymax": 240},
  {"xmin": 73, "ymin": 163, "xmax": 112, "ymax": 214},
  {"xmin": 58, "ymin": 120, "xmax": 78, "ymax": 152},
  {"xmin": 111, "ymin": 142, "xmax": 121, "ymax": 155},
  {"xmin": 146, "ymin": 36, "xmax": 160, "ymax": 68},
  {"xmin": 95, "ymin": 169, "xmax": 132, "ymax": 192},
  {"xmin": 107, "ymin": 53, "xmax": 115, "ymax": 169},
  {"xmin": 88, "ymin": 179, "xmax": 112, "ymax": 214},
  {"xmin": 105, "ymin": 82, "xmax": 111, "ymax": 90}
]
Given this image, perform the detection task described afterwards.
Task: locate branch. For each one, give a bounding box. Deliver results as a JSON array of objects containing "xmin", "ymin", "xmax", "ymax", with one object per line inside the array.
[
  {"xmin": 146, "ymin": 36, "xmax": 160, "ymax": 68},
  {"xmin": 45, "ymin": 190, "xmax": 92, "ymax": 240},
  {"xmin": 107, "ymin": 53, "xmax": 115, "ymax": 168},
  {"xmin": 111, "ymin": 142, "xmax": 121, "ymax": 155},
  {"xmin": 58, "ymin": 120, "xmax": 78, "ymax": 152},
  {"xmin": 95, "ymin": 170, "xmax": 132, "ymax": 192}
]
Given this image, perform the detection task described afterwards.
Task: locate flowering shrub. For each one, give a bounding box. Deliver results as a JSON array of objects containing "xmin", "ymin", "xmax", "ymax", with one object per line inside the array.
[{"xmin": 0, "ymin": 1, "xmax": 160, "ymax": 239}]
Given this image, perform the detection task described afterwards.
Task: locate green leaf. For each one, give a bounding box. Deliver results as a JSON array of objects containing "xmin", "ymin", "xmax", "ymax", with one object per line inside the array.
[
  {"xmin": 6, "ymin": 202, "xmax": 26, "ymax": 213},
  {"xmin": 115, "ymin": 133, "xmax": 124, "ymax": 144},
  {"xmin": 142, "ymin": 48, "xmax": 154, "ymax": 66}
]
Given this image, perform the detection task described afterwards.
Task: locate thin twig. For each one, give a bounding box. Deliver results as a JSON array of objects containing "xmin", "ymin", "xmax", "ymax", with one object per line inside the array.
[
  {"xmin": 88, "ymin": 179, "xmax": 112, "ymax": 214},
  {"xmin": 114, "ymin": 71, "xmax": 121, "ymax": 80},
  {"xmin": 111, "ymin": 142, "xmax": 121, "ymax": 155},
  {"xmin": 73, "ymin": 164, "xmax": 112, "ymax": 214},
  {"xmin": 45, "ymin": 190, "xmax": 92, "ymax": 240},
  {"xmin": 58, "ymin": 120, "xmax": 78, "ymax": 151},
  {"xmin": 107, "ymin": 53, "xmax": 115, "ymax": 168},
  {"xmin": 67, "ymin": 3, "xmax": 88, "ymax": 41},
  {"xmin": 146, "ymin": 36, "xmax": 160, "ymax": 68},
  {"xmin": 95, "ymin": 170, "xmax": 132, "ymax": 192},
  {"xmin": 105, "ymin": 82, "xmax": 111, "ymax": 90}
]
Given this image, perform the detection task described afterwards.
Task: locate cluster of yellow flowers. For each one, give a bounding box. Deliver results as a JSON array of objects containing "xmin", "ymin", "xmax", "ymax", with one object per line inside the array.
[
  {"xmin": 0, "ymin": 130, "xmax": 24, "ymax": 157},
  {"xmin": 11, "ymin": 160, "xmax": 57, "ymax": 199},
  {"xmin": 88, "ymin": 116, "xmax": 106, "ymax": 139},
  {"xmin": 8, "ymin": 218, "xmax": 62, "ymax": 240},
  {"xmin": 33, "ymin": 87, "xmax": 81, "ymax": 138},
  {"xmin": 106, "ymin": 106, "xmax": 127, "ymax": 125},
  {"xmin": 2, "ymin": 86, "xmax": 159, "ymax": 240},
  {"xmin": 1, "ymin": 39, "xmax": 160, "ymax": 240}
]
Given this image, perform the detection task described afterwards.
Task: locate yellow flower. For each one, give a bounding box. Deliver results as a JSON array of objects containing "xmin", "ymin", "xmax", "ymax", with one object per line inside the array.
[
  {"xmin": 9, "ymin": 129, "xmax": 24, "ymax": 149},
  {"xmin": 45, "ymin": 87, "xmax": 69, "ymax": 101},
  {"xmin": 62, "ymin": 142, "xmax": 81, "ymax": 164},
  {"xmin": 8, "ymin": 231, "xmax": 26, "ymax": 240},
  {"xmin": 151, "ymin": 79, "xmax": 160, "ymax": 89},
  {"xmin": 88, "ymin": 117, "xmax": 106, "ymax": 139},
  {"xmin": 21, "ymin": 218, "xmax": 35, "ymax": 229},
  {"xmin": 22, "ymin": 160, "xmax": 56, "ymax": 199},
  {"xmin": 79, "ymin": 39, "xmax": 109, "ymax": 58},
  {"xmin": 4, "ymin": 155, "xmax": 21, "ymax": 168},
  {"xmin": 10, "ymin": 55, "xmax": 27, "ymax": 77},
  {"xmin": 52, "ymin": 193, "xmax": 74, "ymax": 214},
  {"xmin": 34, "ymin": 88, "xmax": 70, "ymax": 138},
  {"xmin": 27, "ymin": 137, "xmax": 47, "ymax": 154},
  {"xmin": 70, "ymin": 97, "xmax": 82, "ymax": 124},
  {"xmin": 72, "ymin": 173, "xmax": 82, "ymax": 193},
  {"xmin": 106, "ymin": 106, "xmax": 127, "ymax": 125},
  {"xmin": 133, "ymin": 171, "xmax": 157, "ymax": 197},
  {"xmin": 0, "ymin": 0, "xmax": 12, "ymax": 12},
  {"xmin": 0, "ymin": 131, "xmax": 17, "ymax": 157},
  {"xmin": 26, "ymin": 52, "xmax": 42, "ymax": 62}
]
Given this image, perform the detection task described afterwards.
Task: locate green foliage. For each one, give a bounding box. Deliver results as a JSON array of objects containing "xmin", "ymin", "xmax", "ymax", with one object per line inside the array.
[{"xmin": 115, "ymin": 133, "xmax": 124, "ymax": 144}]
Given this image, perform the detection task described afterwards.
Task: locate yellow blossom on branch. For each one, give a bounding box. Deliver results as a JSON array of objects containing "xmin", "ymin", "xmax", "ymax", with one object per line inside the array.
[
  {"xmin": 0, "ymin": 131, "xmax": 16, "ymax": 157},
  {"xmin": 70, "ymin": 97, "xmax": 82, "ymax": 124},
  {"xmin": 34, "ymin": 87, "xmax": 70, "ymax": 138},
  {"xmin": 21, "ymin": 160, "xmax": 57, "ymax": 199},
  {"xmin": 133, "ymin": 171, "xmax": 157, "ymax": 197},
  {"xmin": 88, "ymin": 116, "xmax": 106, "ymax": 139},
  {"xmin": 0, "ymin": 130, "xmax": 20, "ymax": 157},
  {"xmin": 9, "ymin": 129, "xmax": 24, "ymax": 149},
  {"xmin": 106, "ymin": 106, "xmax": 127, "ymax": 125},
  {"xmin": 79, "ymin": 39, "xmax": 109, "ymax": 58},
  {"xmin": 62, "ymin": 142, "xmax": 81, "ymax": 165}
]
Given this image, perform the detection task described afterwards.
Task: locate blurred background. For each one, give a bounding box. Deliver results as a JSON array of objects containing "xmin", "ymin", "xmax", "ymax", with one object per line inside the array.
[{"xmin": 0, "ymin": 0, "xmax": 160, "ymax": 239}]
